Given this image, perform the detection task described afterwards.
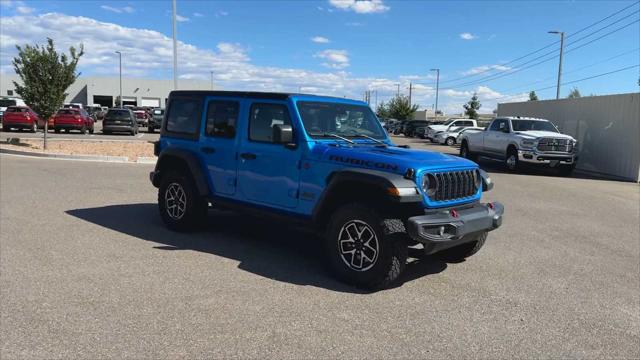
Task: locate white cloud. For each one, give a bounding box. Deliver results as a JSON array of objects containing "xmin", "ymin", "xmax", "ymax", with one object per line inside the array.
[
  {"xmin": 459, "ymin": 32, "xmax": 477, "ymax": 40},
  {"xmin": 311, "ymin": 36, "xmax": 330, "ymax": 44},
  {"xmin": 175, "ymin": 14, "xmax": 189, "ymax": 22},
  {"xmin": 1, "ymin": 0, "xmax": 34, "ymax": 14},
  {"xmin": 329, "ymin": 0, "xmax": 389, "ymax": 14},
  {"xmin": 193, "ymin": 12, "xmax": 204, "ymax": 17},
  {"xmin": 462, "ymin": 64, "xmax": 511, "ymax": 75},
  {"xmin": 16, "ymin": 5, "xmax": 33, "ymax": 14},
  {"xmin": 314, "ymin": 49, "xmax": 350, "ymax": 69},
  {"xmin": 100, "ymin": 5, "xmax": 135, "ymax": 14},
  {"xmin": 215, "ymin": 10, "xmax": 228, "ymax": 18}
]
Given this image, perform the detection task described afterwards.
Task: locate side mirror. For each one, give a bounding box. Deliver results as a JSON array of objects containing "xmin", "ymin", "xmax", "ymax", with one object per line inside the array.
[{"xmin": 272, "ymin": 124, "xmax": 294, "ymax": 144}]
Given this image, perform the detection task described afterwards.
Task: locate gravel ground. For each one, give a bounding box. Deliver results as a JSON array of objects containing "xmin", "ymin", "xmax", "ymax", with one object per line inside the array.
[
  {"xmin": 1, "ymin": 153, "xmax": 638, "ymax": 359},
  {"xmin": 0, "ymin": 139, "xmax": 154, "ymax": 161}
]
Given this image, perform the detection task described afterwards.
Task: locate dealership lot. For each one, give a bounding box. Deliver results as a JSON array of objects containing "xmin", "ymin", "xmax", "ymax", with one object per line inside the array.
[
  {"xmin": 1, "ymin": 153, "xmax": 638, "ymax": 358},
  {"xmin": 0, "ymin": 122, "xmax": 160, "ymax": 142}
]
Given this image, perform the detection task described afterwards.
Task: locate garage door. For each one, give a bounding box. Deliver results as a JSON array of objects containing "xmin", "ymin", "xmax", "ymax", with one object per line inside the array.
[{"xmin": 141, "ymin": 98, "xmax": 160, "ymax": 107}]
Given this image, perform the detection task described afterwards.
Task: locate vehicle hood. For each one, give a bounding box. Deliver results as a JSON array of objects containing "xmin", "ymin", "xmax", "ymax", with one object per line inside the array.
[
  {"xmin": 515, "ymin": 130, "xmax": 575, "ymax": 140},
  {"xmin": 311, "ymin": 142, "xmax": 478, "ymax": 175},
  {"xmin": 428, "ymin": 125, "xmax": 447, "ymax": 131}
]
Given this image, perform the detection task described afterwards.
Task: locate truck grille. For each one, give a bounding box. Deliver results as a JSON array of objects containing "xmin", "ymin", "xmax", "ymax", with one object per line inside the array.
[
  {"xmin": 537, "ymin": 138, "xmax": 573, "ymax": 153},
  {"xmin": 425, "ymin": 170, "xmax": 479, "ymax": 202}
]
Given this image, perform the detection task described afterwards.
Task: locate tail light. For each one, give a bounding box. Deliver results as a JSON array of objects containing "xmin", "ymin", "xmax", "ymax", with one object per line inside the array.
[{"xmin": 74, "ymin": 115, "xmax": 81, "ymax": 121}]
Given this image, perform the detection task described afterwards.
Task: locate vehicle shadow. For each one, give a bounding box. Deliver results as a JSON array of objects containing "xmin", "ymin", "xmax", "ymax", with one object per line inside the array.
[{"xmin": 66, "ymin": 204, "xmax": 447, "ymax": 293}]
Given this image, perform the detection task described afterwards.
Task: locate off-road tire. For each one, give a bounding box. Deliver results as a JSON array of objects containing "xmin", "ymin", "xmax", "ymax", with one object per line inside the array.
[
  {"xmin": 437, "ymin": 232, "xmax": 487, "ymax": 262},
  {"xmin": 325, "ymin": 203, "xmax": 408, "ymax": 290},
  {"xmin": 158, "ymin": 171, "xmax": 208, "ymax": 232},
  {"xmin": 460, "ymin": 141, "xmax": 477, "ymax": 161}
]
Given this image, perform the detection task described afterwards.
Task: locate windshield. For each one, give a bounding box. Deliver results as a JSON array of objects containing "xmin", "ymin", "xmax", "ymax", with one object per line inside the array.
[
  {"xmin": 442, "ymin": 119, "xmax": 455, "ymax": 126},
  {"xmin": 297, "ymin": 101, "xmax": 386, "ymax": 140},
  {"xmin": 0, "ymin": 100, "xmax": 17, "ymax": 107},
  {"xmin": 6, "ymin": 107, "xmax": 27, "ymax": 113},
  {"xmin": 511, "ymin": 120, "xmax": 558, "ymax": 133}
]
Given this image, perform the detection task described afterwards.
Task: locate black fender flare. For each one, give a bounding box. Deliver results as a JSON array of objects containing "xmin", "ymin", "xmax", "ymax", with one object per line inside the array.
[{"xmin": 152, "ymin": 147, "xmax": 210, "ymax": 196}]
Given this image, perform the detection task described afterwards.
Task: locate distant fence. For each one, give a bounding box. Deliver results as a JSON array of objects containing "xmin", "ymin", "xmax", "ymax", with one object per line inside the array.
[{"xmin": 497, "ymin": 93, "xmax": 640, "ymax": 182}]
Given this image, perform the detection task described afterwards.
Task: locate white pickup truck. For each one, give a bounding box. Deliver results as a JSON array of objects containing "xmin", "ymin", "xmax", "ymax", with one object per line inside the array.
[
  {"xmin": 426, "ymin": 118, "xmax": 478, "ymax": 142},
  {"xmin": 460, "ymin": 116, "xmax": 578, "ymax": 175}
]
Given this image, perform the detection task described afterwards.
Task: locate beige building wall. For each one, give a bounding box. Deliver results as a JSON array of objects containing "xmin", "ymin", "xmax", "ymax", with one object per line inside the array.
[{"xmin": 498, "ymin": 93, "xmax": 640, "ymax": 182}]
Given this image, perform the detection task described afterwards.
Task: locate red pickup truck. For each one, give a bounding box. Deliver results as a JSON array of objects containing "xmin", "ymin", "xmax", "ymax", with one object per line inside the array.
[{"xmin": 2, "ymin": 106, "xmax": 41, "ymax": 132}]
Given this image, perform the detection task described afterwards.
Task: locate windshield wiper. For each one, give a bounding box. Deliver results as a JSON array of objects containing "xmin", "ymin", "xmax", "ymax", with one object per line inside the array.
[
  {"xmin": 321, "ymin": 133, "xmax": 355, "ymax": 144},
  {"xmin": 348, "ymin": 134, "xmax": 387, "ymax": 147}
]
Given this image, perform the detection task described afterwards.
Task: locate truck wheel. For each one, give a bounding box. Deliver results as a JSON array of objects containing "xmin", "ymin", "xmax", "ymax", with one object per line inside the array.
[
  {"xmin": 460, "ymin": 142, "xmax": 477, "ymax": 161},
  {"xmin": 158, "ymin": 171, "xmax": 208, "ymax": 232},
  {"xmin": 505, "ymin": 148, "xmax": 520, "ymax": 172},
  {"xmin": 325, "ymin": 203, "xmax": 408, "ymax": 290},
  {"xmin": 557, "ymin": 164, "xmax": 576, "ymax": 176},
  {"xmin": 437, "ymin": 232, "xmax": 487, "ymax": 262},
  {"xmin": 445, "ymin": 137, "xmax": 456, "ymax": 146}
]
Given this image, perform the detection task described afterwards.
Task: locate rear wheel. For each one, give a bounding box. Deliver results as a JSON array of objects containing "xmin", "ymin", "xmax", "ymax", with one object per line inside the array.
[
  {"xmin": 325, "ymin": 203, "xmax": 408, "ymax": 290},
  {"xmin": 158, "ymin": 171, "xmax": 208, "ymax": 232},
  {"xmin": 55, "ymin": 128, "xmax": 60, "ymax": 134},
  {"xmin": 81, "ymin": 126, "xmax": 88, "ymax": 135},
  {"xmin": 31, "ymin": 122, "xmax": 37, "ymax": 133},
  {"xmin": 437, "ymin": 232, "xmax": 487, "ymax": 262}
]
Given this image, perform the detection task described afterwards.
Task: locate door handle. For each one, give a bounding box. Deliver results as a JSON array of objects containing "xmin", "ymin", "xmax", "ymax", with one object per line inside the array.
[
  {"xmin": 240, "ymin": 152, "xmax": 257, "ymax": 160},
  {"xmin": 200, "ymin": 146, "xmax": 215, "ymax": 154}
]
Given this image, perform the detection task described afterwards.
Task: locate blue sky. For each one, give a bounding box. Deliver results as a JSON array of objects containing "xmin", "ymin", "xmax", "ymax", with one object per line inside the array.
[{"xmin": 1, "ymin": 0, "xmax": 638, "ymax": 114}]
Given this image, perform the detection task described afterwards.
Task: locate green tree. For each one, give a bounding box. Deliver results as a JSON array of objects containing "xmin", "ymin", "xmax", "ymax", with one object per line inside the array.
[
  {"xmin": 376, "ymin": 101, "xmax": 389, "ymax": 119},
  {"xmin": 386, "ymin": 95, "xmax": 418, "ymax": 120},
  {"xmin": 528, "ymin": 91, "xmax": 539, "ymax": 101},
  {"xmin": 567, "ymin": 87, "xmax": 581, "ymax": 99},
  {"xmin": 12, "ymin": 38, "xmax": 84, "ymax": 149},
  {"xmin": 463, "ymin": 92, "xmax": 481, "ymax": 119}
]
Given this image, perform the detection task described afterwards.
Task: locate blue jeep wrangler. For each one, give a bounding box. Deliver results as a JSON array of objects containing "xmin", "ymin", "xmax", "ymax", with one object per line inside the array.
[{"xmin": 150, "ymin": 91, "xmax": 504, "ymax": 289}]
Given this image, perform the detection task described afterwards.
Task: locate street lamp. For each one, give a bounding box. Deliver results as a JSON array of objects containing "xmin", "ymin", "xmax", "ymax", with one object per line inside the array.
[
  {"xmin": 395, "ymin": 83, "xmax": 400, "ymax": 96},
  {"xmin": 115, "ymin": 51, "xmax": 122, "ymax": 107},
  {"xmin": 548, "ymin": 31, "xmax": 565, "ymax": 99},
  {"xmin": 430, "ymin": 68, "xmax": 440, "ymax": 120},
  {"xmin": 172, "ymin": 0, "xmax": 178, "ymax": 90},
  {"xmin": 210, "ymin": 71, "xmax": 214, "ymax": 90}
]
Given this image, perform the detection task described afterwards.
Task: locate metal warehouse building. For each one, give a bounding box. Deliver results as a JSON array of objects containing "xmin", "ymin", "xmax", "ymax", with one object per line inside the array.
[{"xmin": 0, "ymin": 74, "xmax": 211, "ymax": 108}]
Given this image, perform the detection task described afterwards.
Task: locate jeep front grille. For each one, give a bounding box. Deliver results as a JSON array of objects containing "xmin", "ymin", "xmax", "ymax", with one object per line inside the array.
[
  {"xmin": 424, "ymin": 170, "xmax": 479, "ymax": 202},
  {"xmin": 537, "ymin": 138, "xmax": 573, "ymax": 153}
]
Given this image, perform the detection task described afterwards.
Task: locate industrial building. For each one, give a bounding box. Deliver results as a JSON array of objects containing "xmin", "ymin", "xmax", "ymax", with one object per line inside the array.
[{"xmin": 0, "ymin": 74, "xmax": 211, "ymax": 108}]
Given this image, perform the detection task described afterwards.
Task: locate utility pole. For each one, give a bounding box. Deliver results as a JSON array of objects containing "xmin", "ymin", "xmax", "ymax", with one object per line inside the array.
[
  {"xmin": 210, "ymin": 71, "xmax": 214, "ymax": 90},
  {"xmin": 115, "ymin": 51, "xmax": 122, "ymax": 107},
  {"xmin": 548, "ymin": 30, "xmax": 564, "ymax": 99},
  {"xmin": 395, "ymin": 83, "xmax": 400, "ymax": 97},
  {"xmin": 409, "ymin": 82, "xmax": 412, "ymax": 106},
  {"xmin": 172, "ymin": 0, "xmax": 178, "ymax": 90},
  {"xmin": 430, "ymin": 68, "xmax": 440, "ymax": 120},
  {"xmin": 374, "ymin": 90, "xmax": 378, "ymax": 109}
]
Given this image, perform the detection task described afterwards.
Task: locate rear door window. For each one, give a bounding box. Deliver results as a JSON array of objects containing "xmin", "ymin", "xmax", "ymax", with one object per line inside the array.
[
  {"xmin": 6, "ymin": 107, "xmax": 27, "ymax": 113},
  {"xmin": 165, "ymin": 97, "xmax": 202, "ymax": 136},
  {"xmin": 205, "ymin": 100, "xmax": 239, "ymax": 138}
]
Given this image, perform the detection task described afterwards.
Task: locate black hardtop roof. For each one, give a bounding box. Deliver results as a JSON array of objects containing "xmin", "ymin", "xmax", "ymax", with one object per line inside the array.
[{"xmin": 168, "ymin": 90, "xmax": 346, "ymax": 101}]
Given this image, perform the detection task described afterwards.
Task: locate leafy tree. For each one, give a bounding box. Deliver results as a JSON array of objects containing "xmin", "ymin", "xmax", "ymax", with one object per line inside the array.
[
  {"xmin": 463, "ymin": 92, "xmax": 481, "ymax": 119},
  {"xmin": 385, "ymin": 95, "xmax": 418, "ymax": 120},
  {"xmin": 12, "ymin": 38, "xmax": 84, "ymax": 148},
  {"xmin": 567, "ymin": 87, "xmax": 581, "ymax": 99},
  {"xmin": 376, "ymin": 101, "xmax": 389, "ymax": 119},
  {"xmin": 528, "ymin": 91, "xmax": 539, "ymax": 101}
]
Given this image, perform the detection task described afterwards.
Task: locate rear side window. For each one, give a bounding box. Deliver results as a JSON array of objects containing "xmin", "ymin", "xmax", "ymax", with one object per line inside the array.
[
  {"xmin": 249, "ymin": 103, "xmax": 291, "ymax": 143},
  {"xmin": 205, "ymin": 100, "xmax": 239, "ymax": 138},
  {"xmin": 106, "ymin": 110, "xmax": 131, "ymax": 119},
  {"xmin": 166, "ymin": 97, "xmax": 202, "ymax": 135},
  {"xmin": 6, "ymin": 107, "xmax": 27, "ymax": 113},
  {"xmin": 57, "ymin": 109, "xmax": 77, "ymax": 115}
]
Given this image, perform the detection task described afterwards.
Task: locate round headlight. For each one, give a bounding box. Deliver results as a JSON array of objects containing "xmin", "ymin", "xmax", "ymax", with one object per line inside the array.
[{"xmin": 422, "ymin": 174, "xmax": 438, "ymax": 197}]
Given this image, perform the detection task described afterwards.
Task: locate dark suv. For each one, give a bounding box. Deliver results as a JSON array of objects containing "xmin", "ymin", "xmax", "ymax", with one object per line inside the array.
[
  {"xmin": 150, "ymin": 91, "xmax": 504, "ymax": 289},
  {"xmin": 102, "ymin": 108, "xmax": 138, "ymax": 135}
]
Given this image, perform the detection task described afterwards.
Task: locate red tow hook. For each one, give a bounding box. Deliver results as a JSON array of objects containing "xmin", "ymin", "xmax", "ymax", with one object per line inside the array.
[{"xmin": 450, "ymin": 209, "xmax": 459, "ymax": 218}]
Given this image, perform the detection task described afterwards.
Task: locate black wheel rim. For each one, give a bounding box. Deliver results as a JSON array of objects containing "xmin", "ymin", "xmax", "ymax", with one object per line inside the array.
[{"xmin": 338, "ymin": 220, "xmax": 379, "ymax": 271}]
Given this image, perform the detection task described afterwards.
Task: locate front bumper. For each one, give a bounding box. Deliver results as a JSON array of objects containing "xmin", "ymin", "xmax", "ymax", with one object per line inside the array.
[
  {"xmin": 406, "ymin": 202, "xmax": 504, "ymax": 255},
  {"xmin": 518, "ymin": 149, "xmax": 576, "ymax": 166},
  {"xmin": 3, "ymin": 121, "xmax": 34, "ymax": 129}
]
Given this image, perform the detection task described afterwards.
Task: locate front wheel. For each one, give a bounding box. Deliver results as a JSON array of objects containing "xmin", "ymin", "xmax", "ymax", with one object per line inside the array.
[
  {"xmin": 505, "ymin": 148, "xmax": 520, "ymax": 172},
  {"xmin": 557, "ymin": 163, "xmax": 576, "ymax": 176},
  {"xmin": 325, "ymin": 203, "xmax": 408, "ymax": 290},
  {"xmin": 460, "ymin": 142, "xmax": 477, "ymax": 161},
  {"xmin": 437, "ymin": 232, "xmax": 487, "ymax": 262},
  {"xmin": 158, "ymin": 171, "xmax": 208, "ymax": 232},
  {"xmin": 445, "ymin": 137, "xmax": 456, "ymax": 146}
]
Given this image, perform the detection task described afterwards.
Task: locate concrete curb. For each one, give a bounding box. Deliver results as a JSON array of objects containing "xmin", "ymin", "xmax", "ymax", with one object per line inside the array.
[
  {"xmin": 136, "ymin": 157, "xmax": 157, "ymax": 164},
  {"xmin": 0, "ymin": 147, "xmax": 131, "ymax": 163},
  {"xmin": 4, "ymin": 136, "xmax": 154, "ymax": 144}
]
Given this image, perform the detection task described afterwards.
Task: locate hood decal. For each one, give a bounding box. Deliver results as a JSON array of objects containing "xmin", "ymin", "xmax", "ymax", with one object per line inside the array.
[{"xmin": 328, "ymin": 155, "xmax": 398, "ymax": 171}]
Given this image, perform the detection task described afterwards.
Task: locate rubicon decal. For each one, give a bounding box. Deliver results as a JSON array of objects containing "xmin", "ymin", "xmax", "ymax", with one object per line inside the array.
[{"xmin": 329, "ymin": 155, "xmax": 398, "ymax": 171}]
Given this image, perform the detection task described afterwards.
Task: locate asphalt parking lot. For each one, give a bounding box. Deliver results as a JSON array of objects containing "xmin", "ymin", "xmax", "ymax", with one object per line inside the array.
[
  {"xmin": 0, "ymin": 121, "xmax": 160, "ymax": 142},
  {"xmin": 1, "ymin": 149, "xmax": 639, "ymax": 358}
]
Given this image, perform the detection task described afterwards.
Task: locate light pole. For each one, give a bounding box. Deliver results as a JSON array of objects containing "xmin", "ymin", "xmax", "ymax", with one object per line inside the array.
[
  {"xmin": 430, "ymin": 68, "xmax": 440, "ymax": 120},
  {"xmin": 115, "ymin": 51, "xmax": 122, "ymax": 107},
  {"xmin": 549, "ymin": 31, "xmax": 564, "ymax": 99},
  {"xmin": 395, "ymin": 83, "xmax": 400, "ymax": 97},
  {"xmin": 172, "ymin": 0, "xmax": 178, "ymax": 90},
  {"xmin": 210, "ymin": 71, "xmax": 214, "ymax": 90}
]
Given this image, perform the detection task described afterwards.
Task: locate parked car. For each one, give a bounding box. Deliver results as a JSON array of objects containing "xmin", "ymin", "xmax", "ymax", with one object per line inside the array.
[
  {"xmin": 0, "ymin": 97, "xmax": 27, "ymax": 124},
  {"xmin": 426, "ymin": 119, "xmax": 478, "ymax": 141},
  {"xmin": 403, "ymin": 120, "xmax": 429, "ymax": 137},
  {"xmin": 434, "ymin": 126, "xmax": 485, "ymax": 146},
  {"xmin": 148, "ymin": 108, "xmax": 164, "ymax": 133},
  {"xmin": 85, "ymin": 104, "xmax": 104, "ymax": 120},
  {"xmin": 133, "ymin": 109, "xmax": 149, "ymax": 127},
  {"xmin": 456, "ymin": 127, "xmax": 486, "ymax": 145},
  {"xmin": 460, "ymin": 116, "xmax": 577, "ymax": 175},
  {"xmin": 63, "ymin": 103, "xmax": 84, "ymax": 110},
  {"xmin": 1, "ymin": 106, "xmax": 41, "ymax": 132},
  {"xmin": 150, "ymin": 90, "xmax": 504, "ymax": 290},
  {"xmin": 102, "ymin": 108, "xmax": 138, "ymax": 135},
  {"xmin": 53, "ymin": 108, "xmax": 95, "ymax": 134}
]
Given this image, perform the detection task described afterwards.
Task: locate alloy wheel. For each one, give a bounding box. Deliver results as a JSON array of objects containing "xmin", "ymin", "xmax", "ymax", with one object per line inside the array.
[
  {"xmin": 338, "ymin": 220, "xmax": 379, "ymax": 271},
  {"xmin": 165, "ymin": 183, "xmax": 187, "ymax": 220}
]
